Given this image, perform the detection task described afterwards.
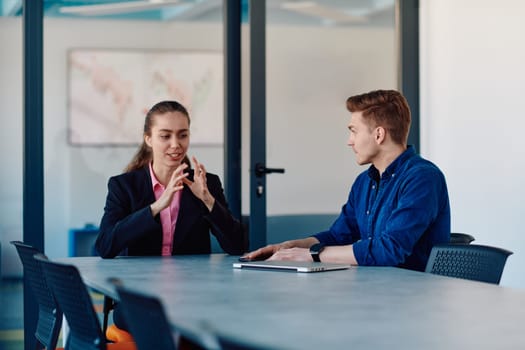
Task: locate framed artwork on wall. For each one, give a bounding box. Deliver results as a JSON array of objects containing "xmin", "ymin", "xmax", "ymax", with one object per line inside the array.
[{"xmin": 67, "ymin": 48, "xmax": 223, "ymax": 146}]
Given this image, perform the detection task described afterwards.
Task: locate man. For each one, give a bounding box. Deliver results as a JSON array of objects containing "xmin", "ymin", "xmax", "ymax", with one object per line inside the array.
[{"xmin": 243, "ymin": 89, "xmax": 450, "ymax": 271}]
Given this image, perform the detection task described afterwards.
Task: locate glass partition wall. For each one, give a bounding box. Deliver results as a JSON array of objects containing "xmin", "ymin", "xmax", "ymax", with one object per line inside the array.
[
  {"xmin": 41, "ymin": 1, "xmax": 227, "ymax": 260},
  {"xmin": 1, "ymin": 0, "xmax": 399, "ymax": 271},
  {"xmin": 241, "ymin": 0, "xmax": 398, "ymax": 245},
  {"xmin": 0, "ymin": 8, "xmax": 23, "ymax": 277}
]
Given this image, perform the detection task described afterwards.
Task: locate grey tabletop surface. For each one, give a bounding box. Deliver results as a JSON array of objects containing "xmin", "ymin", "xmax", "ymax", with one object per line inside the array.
[{"xmin": 57, "ymin": 254, "xmax": 525, "ymax": 350}]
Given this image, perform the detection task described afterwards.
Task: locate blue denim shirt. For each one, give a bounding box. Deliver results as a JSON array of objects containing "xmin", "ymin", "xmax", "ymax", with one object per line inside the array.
[{"xmin": 314, "ymin": 146, "xmax": 450, "ymax": 271}]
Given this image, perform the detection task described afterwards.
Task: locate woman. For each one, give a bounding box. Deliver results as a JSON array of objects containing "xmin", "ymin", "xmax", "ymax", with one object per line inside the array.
[{"xmin": 95, "ymin": 100, "xmax": 246, "ymax": 259}]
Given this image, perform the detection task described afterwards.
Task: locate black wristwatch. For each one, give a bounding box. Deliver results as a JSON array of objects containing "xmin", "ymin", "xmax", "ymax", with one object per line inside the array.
[{"xmin": 310, "ymin": 243, "xmax": 326, "ymax": 262}]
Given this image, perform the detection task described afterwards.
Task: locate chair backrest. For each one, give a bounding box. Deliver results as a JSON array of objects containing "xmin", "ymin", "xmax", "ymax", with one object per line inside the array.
[
  {"xmin": 113, "ymin": 285, "xmax": 178, "ymax": 350},
  {"xmin": 10, "ymin": 241, "xmax": 62, "ymax": 349},
  {"xmin": 34, "ymin": 253, "xmax": 108, "ymax": 350},
  {"xmin": 425, "ymin": 244, "xmax": 513, "ymax": 284},
  {"xmin": 450, "ymin": 232, "xmax": 475, "ymax": 244}
]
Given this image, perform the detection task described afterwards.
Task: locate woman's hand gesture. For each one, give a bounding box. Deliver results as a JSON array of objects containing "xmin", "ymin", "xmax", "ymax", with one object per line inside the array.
[
  {"xmin": 150, "ymin": 163, "xmax": 189, "ymax": 216},
  {"xmin": 185, "ymin": 156, "xmax": 215, "ymax": 212}
]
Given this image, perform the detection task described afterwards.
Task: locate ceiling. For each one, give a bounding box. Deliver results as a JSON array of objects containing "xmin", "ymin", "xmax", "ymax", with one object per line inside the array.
[{"xmin": 0, "ymin": 0, "xmax": 395, "ymax": 27}]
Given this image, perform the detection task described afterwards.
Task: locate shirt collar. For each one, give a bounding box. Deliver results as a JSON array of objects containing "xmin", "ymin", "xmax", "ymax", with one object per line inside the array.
[
  {"xmin": 148, "ymin": 162, "xmax": 163, "ymax": 189},
  {"xmin": 368, "ymin": 145, "xmax": 416, "ymax": 181}
]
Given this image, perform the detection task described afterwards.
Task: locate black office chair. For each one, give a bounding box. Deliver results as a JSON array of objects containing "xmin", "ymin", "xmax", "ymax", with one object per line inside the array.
[
  {"xmin": 10, "ymin": 241, "xmax": 63, "ymax": 350},
  {"xmin": 425, "ymin": 244, "xmax": 513, "ymax": 285},
  {"xmin": 112, "ymin": 280, "xmax": 207, "ymax": 350},
  {"xmin": 113, "ymin": 282, "xmax": 271, "ymax": 350},
  {"xmin": 34, "ymin": 254, "xmax": 136, "ymax": 350},
  {"xmin": 450, "ymin": 232, "xmax": 475, "ymax": 244}
]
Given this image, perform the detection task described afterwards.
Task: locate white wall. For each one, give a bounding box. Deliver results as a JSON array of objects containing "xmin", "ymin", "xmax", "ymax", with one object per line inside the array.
[
  {"xmin": 420, "ymin": 0, "xmax": 525, "ymax": 288},
  {"xmin": 0, "ymin": 17, "xmax": 395, "ymax": 276},
  {"xmin": 0, "ymin": 18, "xmax": 23, "ymax": 277}
]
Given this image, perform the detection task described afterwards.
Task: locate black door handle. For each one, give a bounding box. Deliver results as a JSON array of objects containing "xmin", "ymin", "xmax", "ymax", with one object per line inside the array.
[{"xmin": 255, "ymin": 163, "xmax": 285, "ymax": 178}]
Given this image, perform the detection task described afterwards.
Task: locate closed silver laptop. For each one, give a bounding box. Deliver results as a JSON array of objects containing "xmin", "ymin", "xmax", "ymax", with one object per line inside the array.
[{"xmin": 233, "ymin": 260, "xmax": 351, "ymax": 273}]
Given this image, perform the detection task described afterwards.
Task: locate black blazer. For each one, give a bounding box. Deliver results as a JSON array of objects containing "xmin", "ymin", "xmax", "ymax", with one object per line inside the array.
[{"xmin": 95, "ymin": 166, "xmax": 246, "ymax": 258}]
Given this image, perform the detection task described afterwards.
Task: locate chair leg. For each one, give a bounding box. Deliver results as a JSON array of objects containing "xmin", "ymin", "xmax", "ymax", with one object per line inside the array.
[
  {"xmin": 102, "ymin": 295, "xmax": 114, "ymax": 335},
  {"xmin": 178, "ymin": 335, "xmax": 206, "ymax": 350}
]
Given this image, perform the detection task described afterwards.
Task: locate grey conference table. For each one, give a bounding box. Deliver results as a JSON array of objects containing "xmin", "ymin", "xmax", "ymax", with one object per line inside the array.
[{"xmin": 57, "ymin": 254, "xmax": 525, "ymax": 349}]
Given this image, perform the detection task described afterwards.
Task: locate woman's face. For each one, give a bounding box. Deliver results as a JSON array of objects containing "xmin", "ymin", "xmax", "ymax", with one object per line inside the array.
[{"xmin": 144, "ymin": 111, "xmax": 190, "ymax": 170}]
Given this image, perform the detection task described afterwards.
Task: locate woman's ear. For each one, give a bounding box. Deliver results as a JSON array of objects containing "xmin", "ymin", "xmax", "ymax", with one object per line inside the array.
[{"xmin": 144, "ymin": 134, "xmax": 152, "ymax": 147}]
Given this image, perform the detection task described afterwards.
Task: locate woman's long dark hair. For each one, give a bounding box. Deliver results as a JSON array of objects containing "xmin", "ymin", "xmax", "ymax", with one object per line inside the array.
[{"xmin": 125, "ymin": 101, "xmax": 191, "ymax": 172}]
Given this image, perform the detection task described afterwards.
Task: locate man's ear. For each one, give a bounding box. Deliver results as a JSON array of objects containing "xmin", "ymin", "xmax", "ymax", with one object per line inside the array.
[{"xmin": 375, "ymin": 126, "xmax": 386, "ymax": 144}]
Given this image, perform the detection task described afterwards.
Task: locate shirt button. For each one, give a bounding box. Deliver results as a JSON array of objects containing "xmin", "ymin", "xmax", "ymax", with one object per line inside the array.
[
  {"xmin": 372, "ymin": 185, "xmax": 375, "ymax": 189},
  {"xmin": 366, "ymin": 210, "xmax": 370, "ymax": 215},
  {"xmin": 392, "ymin": 173, "xmax": 396, "ymax": 177}
]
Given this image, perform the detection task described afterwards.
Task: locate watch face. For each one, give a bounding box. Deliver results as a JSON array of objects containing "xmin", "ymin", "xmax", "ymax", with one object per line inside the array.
[
  {"xmin": 310, "ymin": 243, "xmax": 324, "ymax": 262},
  {"xmin": 310, "ymin": 243, "xmax": 324, "ymax": 254}
]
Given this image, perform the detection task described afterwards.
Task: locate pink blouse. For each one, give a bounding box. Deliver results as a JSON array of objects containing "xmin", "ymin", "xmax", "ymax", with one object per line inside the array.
[{"xmin": 149, "ymin": 163, "xmax": 182, "ymax": 256}]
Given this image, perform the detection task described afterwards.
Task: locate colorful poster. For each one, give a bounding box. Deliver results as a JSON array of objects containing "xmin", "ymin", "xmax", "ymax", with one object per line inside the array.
[{"xmin": 68, "ymin": 49, "xmax": 223, "ymax": 145}]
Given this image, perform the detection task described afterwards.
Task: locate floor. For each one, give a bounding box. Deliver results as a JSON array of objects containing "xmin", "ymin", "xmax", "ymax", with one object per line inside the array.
[
  {"xmin": 0, "ymin": 278, "xmax": 106, "ymax": 350},
  {"xmin": 0, "ymin": 278, "xmax": 24, "ymax": 350}
]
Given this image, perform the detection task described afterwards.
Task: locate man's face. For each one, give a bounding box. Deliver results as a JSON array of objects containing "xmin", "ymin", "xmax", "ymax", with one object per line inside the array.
[{"xmin": 347, "ymin": 111, "xmax": 380, "ymax": 166}]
